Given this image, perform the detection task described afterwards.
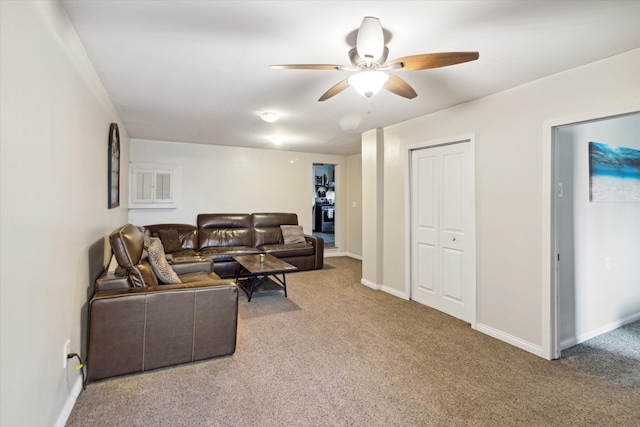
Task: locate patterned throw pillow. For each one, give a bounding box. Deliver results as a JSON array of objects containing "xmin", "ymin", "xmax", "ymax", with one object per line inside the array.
[
  {"xmin": 146, "ymin": 237, "xmax": 181, "ymax": 284},
  {"xmin": 280, "ymin": 225, "xmax": 306, "ymax": 244}
]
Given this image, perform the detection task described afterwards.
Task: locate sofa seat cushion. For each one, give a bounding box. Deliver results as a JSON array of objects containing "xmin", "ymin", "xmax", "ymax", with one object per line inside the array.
[
  {"xmin": 259, "ymin": 243, "xmax": 314, "ymax": 258},
  {"xmin": 200, "ymin": 246, "xmax": 261, "ymax": 261}
]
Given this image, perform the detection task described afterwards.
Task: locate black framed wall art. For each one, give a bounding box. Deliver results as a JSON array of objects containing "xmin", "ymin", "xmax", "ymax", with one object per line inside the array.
[{"xmin": 108, "ymin": 123, "xmax": 120, "ymax": 208}]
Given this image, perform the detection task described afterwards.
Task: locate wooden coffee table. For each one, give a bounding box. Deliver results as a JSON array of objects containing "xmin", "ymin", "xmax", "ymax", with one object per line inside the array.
[{"xmin": 233, "ymin": 254, "xmax": 297, "ymax": 301}]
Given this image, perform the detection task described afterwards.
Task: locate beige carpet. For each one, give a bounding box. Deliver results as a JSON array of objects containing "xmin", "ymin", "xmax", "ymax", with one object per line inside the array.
[{"xmin": 67, "ymin": 257, "xmax": 639, "ymax": 426}]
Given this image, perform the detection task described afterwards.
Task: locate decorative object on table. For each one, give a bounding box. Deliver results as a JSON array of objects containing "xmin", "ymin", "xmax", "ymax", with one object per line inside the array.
[
  {"xmin": 589, "ymin": 141, "xmax": 640, "ymax": 202},
  {"xmin": 107, "ymin": 123, "xmax": 120, "ymax": 208}
]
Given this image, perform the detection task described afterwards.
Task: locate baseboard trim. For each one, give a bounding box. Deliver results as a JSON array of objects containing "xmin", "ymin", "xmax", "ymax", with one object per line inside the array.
[
  {"xmin": 361, "ymin": 278, "xmax": 381, "ymax": 290},
  {"xmin": 323, "ymin": 251, "xmax": 362, "ymax": 260},
  {"xmin": 324, "ymin": 250, "xmax": 345, "ymax": 258},
  {"xmin": 560, "ymin": 311, "xmax": 640, "ymax": 350},
  {"xmin": 476, "ymin": 323, "xmax": 544, "ymax": 358},
  {"xmin": 381, "ymin": 285, "xmax": 409, "ymax": 300},
  {"xmin": 54, "ymin": 375, "xmax": 83, "ymax": 427},
  {"xmin": 560, "ymin": 337, "xmax": 578, "ymax": 350},
  {"xmin": 343, "ymin": 252, "xmax": 362, "ymax": 260}
]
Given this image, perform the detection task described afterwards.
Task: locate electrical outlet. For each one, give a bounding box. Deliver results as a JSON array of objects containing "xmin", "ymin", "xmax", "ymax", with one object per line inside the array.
[{"xmin": 63, "ymin": 339, "xmax": 70, "ymax": 369}]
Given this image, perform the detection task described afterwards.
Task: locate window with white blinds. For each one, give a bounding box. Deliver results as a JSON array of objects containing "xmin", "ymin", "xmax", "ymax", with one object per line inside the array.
[{"xmin": 130, "ymin": 164, "xmax": 179, "ymax": 208}]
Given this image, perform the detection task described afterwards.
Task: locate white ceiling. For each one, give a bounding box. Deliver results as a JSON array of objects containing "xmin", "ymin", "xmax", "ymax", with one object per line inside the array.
[{"xmin": 61, "ymin": 1, "xmax": 640, "ymax": 156}]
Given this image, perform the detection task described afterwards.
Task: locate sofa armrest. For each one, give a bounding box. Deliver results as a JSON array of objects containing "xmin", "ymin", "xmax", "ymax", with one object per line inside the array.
[
  {"xmin": 88, "ymin": 280, "xmax": 238, "ymax": 382},
  {"xmin": 170, "ymin": 258, "xmax": 214, "ymax": 275},
  {"xmin": 93, "ymin": 278, "xmax": 237, "ymax": 299},
  {"xmin": 304, "ymin": 234, "xmax": 324, "ymax": 269},
  {"xmin": 95, "ymin": 271, "xmax": 130, "ymax": 292}
]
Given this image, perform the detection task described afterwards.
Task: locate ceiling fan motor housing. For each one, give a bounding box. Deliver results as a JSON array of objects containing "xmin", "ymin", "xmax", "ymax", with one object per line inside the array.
[{"xmin": 356, "ymin": 17, "xmax": 385, "ymax": 65}]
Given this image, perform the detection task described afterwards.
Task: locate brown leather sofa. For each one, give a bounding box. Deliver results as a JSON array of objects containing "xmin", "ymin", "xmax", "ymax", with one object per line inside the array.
[
  {"xmin": 146, "ymin": 212, "xmax": 324, "ymax": 278},
  {"xmin": 87, "ymin": 224, "xmax": 238, "ymax": 382}
]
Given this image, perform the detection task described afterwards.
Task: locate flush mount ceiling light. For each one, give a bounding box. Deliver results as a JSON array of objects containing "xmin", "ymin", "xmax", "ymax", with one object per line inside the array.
[
  {"xmin": 348, "ymin": 70, "xmax": 389, "ymax": 98},
  {"xmin": 260, "ymin": 112, "xmax": 280, "ymax": 123}
]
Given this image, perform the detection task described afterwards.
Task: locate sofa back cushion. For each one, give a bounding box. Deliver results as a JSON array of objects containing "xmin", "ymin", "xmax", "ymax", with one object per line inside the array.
[
  {"xmin": 109, "ymin": 224, "xmax": 151, "ymax": 287},
  {"xmin": 197, "ymin": 214, "xmax": 253, "ymax": 249},
  {"xmin": 144, "ymin": 224, "xmax": 197, "ymax": 250},
  {"xmin": 110, "ymin": 224, "xmax": 145, "ymax": 269},
  {"xmin": 252, "ymin": 213, "xmax": 299, "ymax": 247},
  {"xmin": 137, "ymin": 259, "xmax": 159, "ymax": 287},
  {"xmin": 158, "ymin": 229, "xmax": 182, "ymax": 253}
]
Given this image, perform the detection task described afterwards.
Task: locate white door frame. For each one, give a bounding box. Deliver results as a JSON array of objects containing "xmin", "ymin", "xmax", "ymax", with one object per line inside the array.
[
  {"xmin": 405, "ymin": 133, "xmax": 477, "ymax": 329},
  {"xmin": 541, "ymin": 105, "xmax": 640, "ymax": 360}
]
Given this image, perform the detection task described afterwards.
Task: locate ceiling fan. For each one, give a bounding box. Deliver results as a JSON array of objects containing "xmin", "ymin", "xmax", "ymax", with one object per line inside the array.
[{"xmin": 270, "ymin": 17, "xmax": 479, "ymax": 101}]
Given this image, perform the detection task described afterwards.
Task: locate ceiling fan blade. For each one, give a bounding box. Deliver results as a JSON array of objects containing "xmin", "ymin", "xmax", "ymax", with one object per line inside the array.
[
  {"xmin": 270, "ymin": 64, "xmax": 343, "ymax": 70},
  {"xmin": 357, "ymin": 16, "xmax": 384, "ymax": 63},
  {"xmin": 384, "ymin": 74, "xmax": 417, "ymax": 99},
  {"xmin": 389, "ymin": 52, "xmax": 479, "ymax": 71},
  {"xmin": 318, "ymin": 79, "xmax": 350, "ymax": 102}
]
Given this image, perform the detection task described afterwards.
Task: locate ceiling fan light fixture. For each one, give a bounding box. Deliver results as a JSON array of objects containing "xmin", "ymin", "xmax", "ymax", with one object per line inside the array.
[
  {"xmin": 348, "ymin": 70, "xmax": 389, "ymax": 97},
  {"xmin": 260, "ymin": 112, "xmax": 280, "ymax": 123}
]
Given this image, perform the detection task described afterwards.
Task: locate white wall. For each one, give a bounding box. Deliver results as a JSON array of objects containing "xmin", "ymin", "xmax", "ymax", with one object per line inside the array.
[
  {"xmin": 129, "ymin": 139, "xmax": 351, "ymax": 249},
  {"xmin": 0, "ymin": 2, "xmax": 129, "ymax": 426},
  {"xmin": 558, "ymin": 115, "xmax": 640, "ymax": 347},
  {"xmin": 345, "ymin": 153, "xmax": 363, "ymax": 258},
  {"xmin": 363, "ymin": 48, "xmax": 640, "ymax": 356},
  {"xmin": 361, "ymin": 129, "xmax": 384, "ymax": 288}
]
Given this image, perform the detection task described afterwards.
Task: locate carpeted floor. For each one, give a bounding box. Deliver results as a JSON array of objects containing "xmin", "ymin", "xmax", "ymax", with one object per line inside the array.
[
  {"xmin": 67, "ymin": 257, "xmax": 639, "ymax": 426},
  {"xmin": 560, "ymin": 319, "xmax": 640, "ymax": 388}
]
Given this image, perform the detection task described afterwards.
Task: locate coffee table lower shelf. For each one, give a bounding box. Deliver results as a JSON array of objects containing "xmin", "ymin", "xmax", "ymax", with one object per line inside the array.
[
  {"xmin": 236, "ymin": 274, "xmax": 288, "ymax": 302},
  {"xmin": 233, "ymin": 254, "xmax": 297, "ymax": 302}
]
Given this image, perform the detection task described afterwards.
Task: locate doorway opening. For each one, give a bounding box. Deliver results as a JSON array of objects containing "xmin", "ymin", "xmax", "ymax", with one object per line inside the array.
[
  {"xmin": 544, "ymin": 108, "xmax": 640, "ymax": 360},
  {"xmin": 312, "ymin": 163, "xmax": 335, "ymax": 248}
]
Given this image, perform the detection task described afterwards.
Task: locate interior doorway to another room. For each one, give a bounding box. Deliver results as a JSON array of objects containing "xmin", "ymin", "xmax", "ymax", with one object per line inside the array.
[
  {"xmin": 312, "ymin": 163, "xmax": 335, "ymax": 248},
  {"xmin": 545, "ymin": 109, "xmax": 640, "ymax": 360}
]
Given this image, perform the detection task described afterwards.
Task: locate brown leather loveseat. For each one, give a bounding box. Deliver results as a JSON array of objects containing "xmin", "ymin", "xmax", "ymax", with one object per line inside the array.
[{"xmin": 87, "ymin": 224, "xmax": 238, "ymax": 382}]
